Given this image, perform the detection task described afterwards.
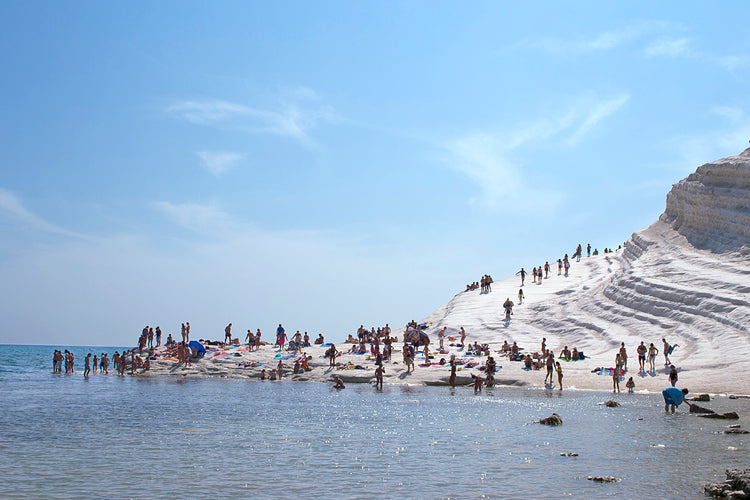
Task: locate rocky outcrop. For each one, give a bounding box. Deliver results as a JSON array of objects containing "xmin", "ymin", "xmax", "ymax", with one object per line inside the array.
[
  {"xmin": 537, "ymin": 413, "xmax": 562, "ymax": 426},
  {"xmin": 705, "ymin": 469, "xmax": 750, "ymax": 498},
  {"xmin": 660, "ymin": 148, "xmax": 750, "ymax": 251}
]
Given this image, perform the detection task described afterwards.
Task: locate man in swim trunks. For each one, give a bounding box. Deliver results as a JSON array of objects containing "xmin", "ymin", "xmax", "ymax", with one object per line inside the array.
[
  {"xmin": 663, "ymin": 386, "xmax": 689, "ymax": 413},
  {"xmin": 225, "ymin": 323, "xmax": 232, "ymax": 343},
  {"xmin": 637, "ymin": 341, "xmax": 647, "ymax": 372}
]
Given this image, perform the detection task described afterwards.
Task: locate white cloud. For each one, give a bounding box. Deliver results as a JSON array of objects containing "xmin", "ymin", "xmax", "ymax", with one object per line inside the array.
[
  {"xmin": 152, "ymin": 201, "xmax": 233, "ymax": 233},
  {"xmin": 167, "ymin": 92, "xmax": 336, "ymax": 145},
  {"xmin": 524, "ymin": 21, "xmax": 672, "ymax": 53},
  {"xmin": 444, "ymin": 96, "xmax": 629, "ymax": 209},
  {"xmin": 0, "ymin": 188, "xmax": 86, "ymax": 239},
  {"xmin": 196, "ymin": 150, "xmax": 246, "ymax": 175},
  {"xmin": 566, "ymin": 94, "xmax": 630, "ymax": 146},
  {"xmin": 644, "ymin": 37, "xmax": 691, "ymax": 57}
]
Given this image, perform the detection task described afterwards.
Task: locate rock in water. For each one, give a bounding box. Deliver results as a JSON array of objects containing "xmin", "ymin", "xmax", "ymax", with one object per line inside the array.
[
  {"xmin": 690, "ymin": 394, "xmax": 711, "ymax": 402},
  {"xmin": 603, "ymin": 400, "xmax": 620, "ymax": 407},
  {"xmin": 538, "ymin": 413, "xmax": 562, "ymax": 426},
  {"xmin": 688, "ymin": 403, "xmax": 715, "ymax": 414},
  {"xmin": 587, "ymin": 476, "xmax": 620, "ymax": 483},
  {"xmin": 698, "ymin": 412, "xmax": 740, "ymax": 420},
  {"xmin": 705, "ymin": 468, "xmax": 750, "ymax": 497},
  {"xmin": 724, "ymin": 428, "xmax": 749, "ymax": 434}
]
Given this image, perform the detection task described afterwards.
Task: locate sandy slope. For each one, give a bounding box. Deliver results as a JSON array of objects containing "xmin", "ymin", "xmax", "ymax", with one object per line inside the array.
[{"xmin": 144, "ymin": 148, "xmax": 750, "ymax": 395}]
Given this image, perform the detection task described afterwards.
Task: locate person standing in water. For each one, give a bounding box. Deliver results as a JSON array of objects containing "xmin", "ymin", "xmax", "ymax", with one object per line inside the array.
[
  {"xmin": 663, "ymin": 387, "xmax": 689, "ymax": 413},
  {"xmin": 84, "ymin": 353, "xmax": 91, "ymax": 377}
]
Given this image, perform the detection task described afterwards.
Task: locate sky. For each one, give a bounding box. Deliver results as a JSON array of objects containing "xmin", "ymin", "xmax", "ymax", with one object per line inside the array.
[{"xmin": 1, "ymin": 1, "xmax": 749, "ymax": 346}]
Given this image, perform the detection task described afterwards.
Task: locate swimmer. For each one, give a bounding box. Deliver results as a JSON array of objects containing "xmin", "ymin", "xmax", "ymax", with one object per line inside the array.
[{"xmin": 84, "ymin": 353, "xmax": 91, "ymax": 377}]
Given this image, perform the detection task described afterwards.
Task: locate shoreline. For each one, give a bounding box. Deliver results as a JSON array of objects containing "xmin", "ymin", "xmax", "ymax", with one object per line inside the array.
[{"xmin": 106, "ymin": 340, "xmax": 746, "ymax": 398}]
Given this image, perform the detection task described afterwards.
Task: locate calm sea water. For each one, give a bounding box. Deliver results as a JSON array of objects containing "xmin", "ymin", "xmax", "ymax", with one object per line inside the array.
[{"xmin": 0, "ymin": 344, "xmax": 748, "ymax": 499}]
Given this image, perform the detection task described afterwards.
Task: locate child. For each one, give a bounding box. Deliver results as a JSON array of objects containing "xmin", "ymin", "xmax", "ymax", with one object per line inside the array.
[
  {"xmin": 626, "ymin": 377, "xmax": 635, "ymax": 393},
  {"xmin": 556, "ymin": 362, "xmax": 563, "ymax": 390}
]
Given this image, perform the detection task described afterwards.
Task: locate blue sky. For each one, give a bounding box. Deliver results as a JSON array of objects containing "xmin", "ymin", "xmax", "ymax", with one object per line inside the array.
[{"xmin": 1, "ymin": 1, "xmax": 749, "ymax": 346}]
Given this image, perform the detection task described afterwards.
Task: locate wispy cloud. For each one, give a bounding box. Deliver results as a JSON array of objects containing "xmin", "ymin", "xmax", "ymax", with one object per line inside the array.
[
  {"xmin": 444, "ymin": 96, "xmax": 629, "ymax": 209},
  {"xmin": 196, "ymin": 150, "xmax": 246, "ymax": 175},
  {"xmin": 644, "ymin": 37, "xmax": 691, "ymax": 57},
  {"xmin": 168, "ymin": 91, "xmax": 336, "ymax": 145},
  {"xmin": 643, "ymin": 37, "xmax": 747, "ymax": 71},
  {"xmin": 524, "ymin": 21, "xmax": 671, "ymax": 54},
  {"xmin": 0, "ymin": 188, "xmax": 86, "ymax": 239},
  {"xmin": 566, "ymin": 94, "xmax": 630, "ymax": 146},
  {"xmin": 152, "ymin": 201, "xmax": 233, "ymax": 233}
]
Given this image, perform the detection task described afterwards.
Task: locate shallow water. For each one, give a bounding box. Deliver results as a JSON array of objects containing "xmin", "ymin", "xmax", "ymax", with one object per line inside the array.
[{"xmin": 0, "ymin": 345, "xmax": 748, "ymax": 499}]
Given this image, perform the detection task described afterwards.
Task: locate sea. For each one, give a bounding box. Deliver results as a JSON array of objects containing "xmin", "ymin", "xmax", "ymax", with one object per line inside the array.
[{"xmin": 1, "ymin": 344, "xmax": 747, "ymax": 499}]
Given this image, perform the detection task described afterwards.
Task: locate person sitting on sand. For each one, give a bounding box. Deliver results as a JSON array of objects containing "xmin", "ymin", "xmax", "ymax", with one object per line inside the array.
[
  {"xmin": 333, "ymin": 375, "xmax": 345, "ymax": 389},
  {"xmin": 315, "ymin": 333, "xmax": 324, "ymax": 344},
  {"xmin": 571, "ymin": 347, "xmax": 579, "ymax": 360},
  {"xmin": 523, "ymin": 354, "xmax": 533, "ymax": 370},
  {"xmin": 293, "ymin": 360, "xmax": 301, "ymax": 374},
  {"xmin": 269, "ymin": 369, "xmax": 277, "ymax": 381},
  {"xmin": 501, "ymin": 341, "xmax": 510, "ymax": 353},
  {"xmin": 663, "ymin": 387, "xmax": 689, "ymax": 413},
  {"xmin": 560, "ymin": 346, "xmax": 571, "ymax": 360}
]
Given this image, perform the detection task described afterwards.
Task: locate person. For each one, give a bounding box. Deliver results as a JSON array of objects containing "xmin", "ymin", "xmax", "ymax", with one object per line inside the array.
[
  {"xmin": 663, "ymin": 387, "xmax": 689, "ymax": 413},
  {"xmin": 449, "ymin": 355, "xmax": 457, "ymax": 388},
  {"xmin": 224, "ymin": 323, "xmax": 233, "ymax": 343},
  {"xmin": 612, "ymin": 369, "xmax": 620, "ymax": 392},
  {"xmin": 303, "ymin": 332, "xmax": 310, "ymax": 347},
  {"xmin": 459, "ymin": 327, "xmax": 466, "ymax": 348},
  {"xmin": 564, "ymin": 259, "xmax": 570, "ymax": 276},
  {"xmin": 626, "ymin": 377, "xmax": 635, "ymax": 393},
  {"xmin": 277, "ymin": 360, "xmax": 284, "ymax": 379},
  {"xmin": 662, "ymin": 338, "xmax": 677, "ymax": 365},
  {"xmin": 155, "ymin": 326, "xmax": 162, "ymax": 347},
  {"xmin": 668, "ymin": 365, "xmax": 678, "ymax": 386},
  {"xmin": 315, "ymin": 334, "xmax": 324, "ymax": 344},
  {"xmin": 185, "ymin": 322, "xmax": 190, "ymax": 343},
  {"xmin": 328, "ymin": 344, "xmax": 337, "ymax": 368},
  {"xmin": 516, "ymin": 268, "xmax": 526, "ymax": 286},
  {"xmin": 556, "ymin": 362, "xmax": 563, "ymax": 390},
  {"xmin": 404, "ymin": 343, "xmax": 414, "ymax": 373},
  {"xmin": 648, "ymin": 343, "xmax": 659, "ymax": 372},
  {"xmin": 245, "ymin": 329, "xmax": 254, "ymax": 349},
  {"xmin": 333, "ymin": 375, "xmax": 345, "ymax": 389},
  {"xmin": 503, "ymin": 298, "xmax": 513, "ymax": 320},
  {"xmin": 541, "ymin": 337, "xmax": 547, "ymax": 353},
  {"xmin": 560, "ymin": 346, "xmax": 571, "ymax": 360},
  {"xmin": 517, "ymin": 288, "xmax": 525, "ymax": 304},
  {"xmin": 277, "ymin": 328, "xmax": 287, "ymax": 351},
  {"xmin": 92, "ymin": 354, "xmax": 98, "ymax": 374},
  {"xmin": 101, "ymin": 353, "xmax": 109, "ymax": 374},
  {"xmin": 544, "ymin": 261, "xmax": 550, "ymax": 279},
  {"xmin": 472, "ymin": 373, "xmax": 483, "ymax": 394},
  {"xmin": 544, "ymin": 353, "xmax": 554, "ymax": 385},
  {"xmin": 148, "ymin": 327, "xmax": 154, "ymax": 349},
  {"xmin": 259, "ymin": 369, "xmax": 267, "ymax": 380},
  {"xmin": 587, "ymin": 243, "xmax": 591, "ymax": 257},
  {"xmin": 619, "ymin": 342, "xmax": 628, "ymax": 371},
  {"xmin": 255, "ymin": 329, "xmax": 262, "ymax": 350},
  {"xmin": 84, "ymin": 353, "xmax": 91, "ymax": 377},
  {"xmin": 557, "ymin": 258, "xmax": 562, "ymax": 275},
  {"xmin": 637, "ymin": 341, "xmax": 647, "ymax": 372},
  {"xmin": 374, "ymin": 365, "xmax": 384, "ymax": 390},
  {"xmin": 276, "ymin": 324, "xmax": 285, "ymax": 347},
  {"xmin": 438, "ymin": 327, "xmax": 446, "ymax": 349}
]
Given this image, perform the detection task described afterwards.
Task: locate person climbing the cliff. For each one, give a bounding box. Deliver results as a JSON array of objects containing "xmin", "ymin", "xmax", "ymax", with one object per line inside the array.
[
  {"xmin": 663, "ymin": 338, "xmax": 678, "ymax": 366},
  {"xmin": 503, "ymin": 298, "xmax": 514, "ymax": 320},
  {"xmin": 516, "ymin": 268, "xmax": 527, "ymax": 286},
  {"xmin": 518, "ymin": 288, "xmax": 525, "ymax": 304}
]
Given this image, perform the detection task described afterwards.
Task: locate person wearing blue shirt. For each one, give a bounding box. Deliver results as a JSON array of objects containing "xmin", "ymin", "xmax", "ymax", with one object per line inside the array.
[{"xmin": 663, "ymin": 386, "xmax": 689, "ymax": 413}]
